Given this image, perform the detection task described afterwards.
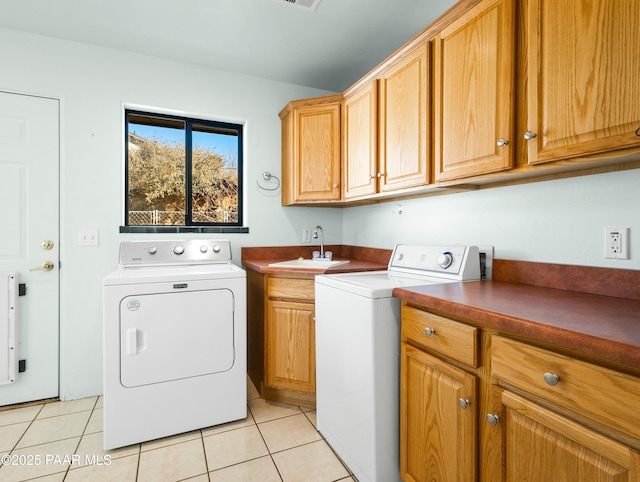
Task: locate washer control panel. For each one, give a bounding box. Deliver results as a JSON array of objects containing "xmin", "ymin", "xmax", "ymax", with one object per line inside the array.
[
  {"xmin": 388, "ymin": 245, "xmax": 481, "ymax": 280},
  {"xmin": 119, "ymin": 240, "xmax": 232, "ymax": 267}
]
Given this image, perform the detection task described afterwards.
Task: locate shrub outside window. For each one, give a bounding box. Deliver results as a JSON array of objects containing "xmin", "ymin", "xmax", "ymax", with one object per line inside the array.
[{"xmin": 125, "ymin": 109, "xmax": 243, "ymax": 227}]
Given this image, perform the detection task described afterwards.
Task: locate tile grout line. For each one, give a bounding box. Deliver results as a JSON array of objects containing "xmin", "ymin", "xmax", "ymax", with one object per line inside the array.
[
  {"xmin": 134, "ymin": 441, "xmax": 141, "ymax": 482},
  {"xmin": 246, "ymin": 396, "xmax": 286, "ymax": 481},
  {"xmin": 4, "ymin": 403, "xmax": 47, "ymax": 453},
  {"xmin": 4, "ymin": 385, "xmax": 351, "ymax": 482},
  {"xmin": 63, "ymin": 395, "xmax": 101, "ymax": 480},
  {"xmin": 198, "ymin": 428, "xmax": 211, "ymax": 482},
  {"xmin": 250, "ymin": 402, "xmax": 285, "ymax": 482}
]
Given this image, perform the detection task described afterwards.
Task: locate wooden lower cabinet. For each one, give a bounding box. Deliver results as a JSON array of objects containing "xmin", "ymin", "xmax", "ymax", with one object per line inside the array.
[
  {"xmin": 266, "ymin": 299, "xmax": 315, "ymax": 394},
  {"xmin": 400, "ymin": 343, "xmax": 477, "ymax": 482},
  {"xmin": 489, "ymin": 335, "xmax": 640, "ymax": 482},
  {"xmin": 246, "ymin": 270, "xmax": 316, "ymax": 408},
  {"xmin": 498, "ymin": 390, "xmax": 640, "ymax": 481},
  {"xmin": 400, "ymin": 305, "xmax": 640, "ymax": 482}
]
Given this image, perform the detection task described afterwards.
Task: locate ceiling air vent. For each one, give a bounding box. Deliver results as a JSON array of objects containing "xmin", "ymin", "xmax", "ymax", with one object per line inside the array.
[{"xmin": 273, "ymin": 0, "xmax": 321, "ymax": 12}]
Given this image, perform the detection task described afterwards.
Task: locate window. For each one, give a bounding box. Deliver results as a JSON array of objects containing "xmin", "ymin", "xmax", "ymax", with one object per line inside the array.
[{"xmin": 123, "ymin": 109, "xmax": 244, "ymax": 231}]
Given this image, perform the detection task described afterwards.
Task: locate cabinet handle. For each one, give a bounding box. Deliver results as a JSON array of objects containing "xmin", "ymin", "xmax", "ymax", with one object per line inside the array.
[
  {"xmin": 486, "ymin": 413, "xmax": 500, "ymax": 426},
  {"xmin": 543, "ymin": 372, "xmax": 560, "ymax": 386},
  {"xmin": 333, "ymin": 183, "xmax": 339, "ymax": 189},
  {"xmin": 377, "ymin": 172, "xmax": 384, "ymax": 178},
  {"xmin": 424, "ymin": 327, "xmax": 436, "ymax": 336},
  {"xmin": 635, "ymin": 127, "xmax": 640, "ymax": 137},
  {"xmin": 523, "ymin": 131, "xmax": 537, "ymax": 140},
  {"xmin": 369, "ymin": 175, "xmax": 375, "ymax": 180},
  {"xmin": 497, "ymin": 138, "xmax": 509, "ymax": 147},
  {"xmin": 458, "ymin": 398, "xmax": 470, "ymax": 409}
]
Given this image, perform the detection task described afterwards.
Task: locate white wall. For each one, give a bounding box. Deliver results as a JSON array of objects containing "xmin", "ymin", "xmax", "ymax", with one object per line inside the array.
[
  {"xmin": 343, "ymin": 168, "xmax": 640, "ymax": 269},
  {"xmin": 2, "ymin": 27, "xmax": 638, "ymax": 401},
  {"xmin": 1, "ymin": 28, "xmax": 343, "ymax": 400}
]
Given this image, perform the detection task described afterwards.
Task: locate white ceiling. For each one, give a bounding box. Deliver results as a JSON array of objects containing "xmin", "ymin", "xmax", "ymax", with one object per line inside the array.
[{"xmin": 0, "ymin": 0, "xmax": 457, "ymax": 92}]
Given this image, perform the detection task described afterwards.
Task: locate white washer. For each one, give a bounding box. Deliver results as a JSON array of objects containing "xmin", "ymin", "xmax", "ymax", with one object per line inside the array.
[
  {"xmin": 103, "ymin": 239, "xmax": 246, "ymax": 450},
  {"xmin": 315, "ymin": 245, "xmax": 487, "ymax": 482}
]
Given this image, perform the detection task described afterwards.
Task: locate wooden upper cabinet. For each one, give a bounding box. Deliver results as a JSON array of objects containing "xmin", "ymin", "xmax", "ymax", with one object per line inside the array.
[
  {"xmin": 525, "ymin": 0, "xmax": 640, "ymax": 165},
  {"xmin": 343, "ymin": 81, "xmax": 378, "ymax": 199},
  {"xmin": 378, "ymin": 43, "xmax": 431, "ymax": 192},
  {"xmin": 434, "ymin": 0, "xmax": 515, "ymax": 182},
  {"xmin": 280, "ymin": 94, "xmax": 342, "ymax": 205}
]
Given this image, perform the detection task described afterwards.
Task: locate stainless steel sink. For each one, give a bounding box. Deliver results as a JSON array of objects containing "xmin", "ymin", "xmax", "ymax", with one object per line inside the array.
[{"xmin": 268, "ymin": 258, "xmax": 350, "ymax": 269}]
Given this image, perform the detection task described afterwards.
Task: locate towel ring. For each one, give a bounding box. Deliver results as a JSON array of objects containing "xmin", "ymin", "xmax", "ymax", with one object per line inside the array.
[{"xmin": 256, "ymin": 171, "xmax": 280, "ymax": 191}]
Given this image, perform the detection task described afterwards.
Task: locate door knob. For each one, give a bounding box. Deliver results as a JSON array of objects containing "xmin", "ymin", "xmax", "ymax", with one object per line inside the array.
[{"xmin": 30, "ymin": 261, "xmax": 54, "ymax": 272}]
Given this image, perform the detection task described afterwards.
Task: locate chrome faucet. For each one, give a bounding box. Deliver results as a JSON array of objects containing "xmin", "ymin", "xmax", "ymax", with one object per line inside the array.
[{"xmin": 313, "ymin": 225, "xmax": 324, "ymax": 258}]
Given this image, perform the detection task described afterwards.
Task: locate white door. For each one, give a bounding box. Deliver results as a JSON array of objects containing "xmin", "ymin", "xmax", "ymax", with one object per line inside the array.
[{"xmin": 0, "ymin": 91, "xmax": 60, "ymax": 406}]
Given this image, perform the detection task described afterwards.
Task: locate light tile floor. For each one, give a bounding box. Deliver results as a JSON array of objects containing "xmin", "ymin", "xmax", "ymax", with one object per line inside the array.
[{"xmin": 0, "ymin": 378, "xmax": 355, "ymax": 482}]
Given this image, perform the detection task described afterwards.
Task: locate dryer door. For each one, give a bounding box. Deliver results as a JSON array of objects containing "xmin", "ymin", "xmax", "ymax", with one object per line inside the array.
[{"xmin": 120, "ymin": 288, "xmax": 234, "ymax": 387}]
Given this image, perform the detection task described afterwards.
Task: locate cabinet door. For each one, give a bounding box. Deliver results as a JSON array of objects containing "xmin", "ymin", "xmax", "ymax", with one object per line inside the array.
[
  {"xmin": 343, "ymin": 81, "xmax": 378, "ymax": 199},
  {"xmin": 400, "ymin": 343, "xmax": 477, "ymax": 482},
  {"xmin": 378, "ymin": 43, "xmax": 430, "ymax": 192},
  {"xmin": 500, "ymin": 390, "xmax": 640, "ymax": 481},
  {"xmin": 526, "ymin": 0, "xmax": 640, "ymax": 165},
  {"xmin": 434, "ymin": 0, "xmax": 515, "ymax": 181},
  {"xmin": 293, "ymin": 103, "xmax": 341, "ymax": 202},
  {"xmin": 266, "ymin": 300, "xmax": 315, "ymax": 393}
]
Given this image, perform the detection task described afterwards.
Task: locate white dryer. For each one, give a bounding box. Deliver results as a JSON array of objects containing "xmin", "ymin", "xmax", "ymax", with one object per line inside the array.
[{"xmin": 103, "ymin": 240, "xmax": 246, "ymax": 450}]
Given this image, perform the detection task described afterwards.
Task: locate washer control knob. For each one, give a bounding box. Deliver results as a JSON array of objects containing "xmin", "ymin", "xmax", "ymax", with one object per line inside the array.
[
  {"xmin": 200, "ymin": 245, "xmax": 208, "ymax": 254},
  {"xmin": 438, "ymin": 251, "xmax": 453, "ymax": 269},
  {"xmin": 213, "ymin": 245, "xmax": 221, "ymax": 253},
  {"xmin": 148, "ymin": 246, "xmax": 157, "ymax": 255},
  {"xmin": 173, "ymin": 245, "xmax": 185, "ymax": 255}
]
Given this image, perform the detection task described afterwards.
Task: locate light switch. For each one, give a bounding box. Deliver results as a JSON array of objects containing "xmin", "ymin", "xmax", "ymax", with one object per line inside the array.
[{"xmin": 79, "ymin": 229, "xmax": 99, "ymax": 246}]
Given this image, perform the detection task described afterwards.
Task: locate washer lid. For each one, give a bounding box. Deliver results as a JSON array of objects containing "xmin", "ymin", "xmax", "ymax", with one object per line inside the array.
[{"xmin": 315, "ymin": 270, "xmax": 457, "ymax": 298}]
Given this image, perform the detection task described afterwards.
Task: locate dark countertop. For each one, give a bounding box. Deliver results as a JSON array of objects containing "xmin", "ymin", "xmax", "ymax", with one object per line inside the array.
[
  {"xmin": 241, "ymin": 244, "xmax": 391, "ymax": 275},
  {"xmin": 393, "ymin": 280, "xmax": 640, "ymax": 372},
  {"xmin": 243, "ymin": 249, "xmax": 640, "ymax": 372},
  {"xmin": 242, "ymin": 258, "xmax": 387, "ymax": 275}
]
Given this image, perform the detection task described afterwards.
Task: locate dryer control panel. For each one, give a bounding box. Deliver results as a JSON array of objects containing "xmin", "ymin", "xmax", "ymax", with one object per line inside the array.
[{"xmin": 119, "ymin": 240, "xmax": 232, "ymax": 267}]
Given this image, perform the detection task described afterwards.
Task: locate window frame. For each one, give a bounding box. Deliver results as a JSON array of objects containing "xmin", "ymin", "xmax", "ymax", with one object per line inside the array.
[{"xmin": 122, "ymin": 108, "xmax": 246, "ymax": 233}]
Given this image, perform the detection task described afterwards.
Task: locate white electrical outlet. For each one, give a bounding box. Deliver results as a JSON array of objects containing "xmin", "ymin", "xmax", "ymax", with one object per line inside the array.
[
  {"xmin": 604, "ymin": 227, "xmax": 629, "ymax": 259},
  {"xmin": 302, "ymin": 229, "xmax": 311, "ymax": 243}
]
